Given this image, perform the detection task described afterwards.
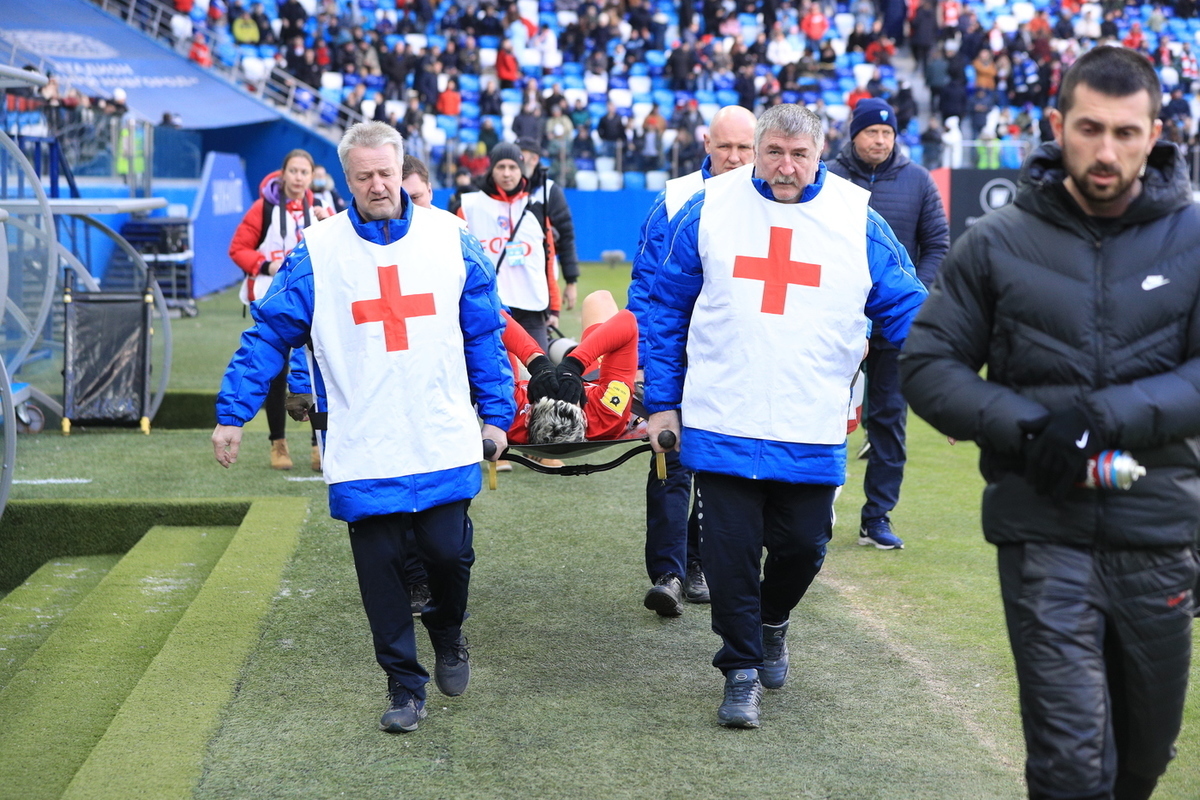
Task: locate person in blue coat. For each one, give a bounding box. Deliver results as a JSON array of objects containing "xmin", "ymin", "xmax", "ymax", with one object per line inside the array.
[
  {"xmin": 828, "ymin": 97, "xmax": 949, "ymax": 550},
  {"xmin": 212, "ymin": 122, "xmax": 514, "ymax": 735},
  {"xmin": 627, "ymin": 104, "xmax": 757, "ymax": 618},
  {"xmin": 643, "ymin": 104, "xmax": 927, "ymax": 729}
]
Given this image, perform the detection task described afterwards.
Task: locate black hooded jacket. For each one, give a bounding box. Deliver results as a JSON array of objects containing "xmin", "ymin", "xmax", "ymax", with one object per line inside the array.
[{"xmin": 900, "ymin": 141, "xmax": 1200, "ymax": 549}]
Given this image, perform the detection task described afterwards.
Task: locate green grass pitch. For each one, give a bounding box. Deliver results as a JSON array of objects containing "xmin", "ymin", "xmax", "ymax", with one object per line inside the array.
[{"xmin": 0, "ymin": 264, "xmax": 1196, "ymax": 799}]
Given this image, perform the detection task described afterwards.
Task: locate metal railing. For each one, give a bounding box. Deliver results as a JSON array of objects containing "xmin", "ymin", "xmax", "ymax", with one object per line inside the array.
[{"xmin": 85, "ymin": 0, "xmax": 364, "ymax": 140}]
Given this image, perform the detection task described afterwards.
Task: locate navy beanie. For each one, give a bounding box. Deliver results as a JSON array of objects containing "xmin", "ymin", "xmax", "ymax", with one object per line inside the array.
[
  {"xmin": 850, "ymin": 98, "xmax": 898, "ymax": 140},
  {"xmin": 489, "ymin": 142, "xmax": 523, "ymax": 169}
]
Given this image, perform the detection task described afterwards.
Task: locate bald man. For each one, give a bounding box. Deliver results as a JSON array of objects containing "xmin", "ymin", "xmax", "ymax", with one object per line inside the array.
[{"xmin": 628, "ymin": 104, "xmax": 757, "ymax": 617}]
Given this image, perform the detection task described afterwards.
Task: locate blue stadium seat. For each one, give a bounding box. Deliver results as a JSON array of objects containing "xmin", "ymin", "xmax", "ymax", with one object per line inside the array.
[
  {"xmin": 674, "ymin": 90, "xmax": 694, "ymax": 105},
  {"xmin": 386, "ymin": 34, "xmax": 402, "ymax": 49},
  {"xmin": 459, "ymin": 127, "xmax": 479, "ymax": 144},
  {"xmin": 365, "ymin": 75, "xmax": 386, "ymax": 91},
  {"xmin": 430, "ymin": 145, "xmax": 446, "ymax": 163},
  {"xmin": 258, "ymin": 44, "xmax": 276, "ymax": 58},
  {"xmin": 294, "ymin": 88, "xmax": 315, "ymax": 110},
  {"xmin": 781, "ymin": 91, "xmax": 800, "ymax": 104},
  {"xmin": 479, "ymin": 35, "xmax": 501, "ymax": 49},
  {"xmin": 239, "ymin": 45, "xmax": 260, "ymax": 60},
  {"xmin": 575, "ymin": 158, "xmax": 596, "ymax": 171},
  {"xmin": 319, "ymin": 101, "xmax": 338, "ymax": 125},
  {"xmin": 482, "ymin": 114, "xmax": 503, "ymax": 129},
  {"xmin": 715, "ymin": 89, "xmax": 739, "ymax": 106},
  {"xmin": 623, "ymin": 171, "xmax": 646, "ymax": 190},
  {"xmin": 521, "ymin": 63, "xmax": 541, "ymax": 77},
  {"xmin": 645, "ymin": 50, "xmax": 667, "ymax": 76},
  {"xmin": 588, "ymin": 101, "xmax": 608, "ymax": 119},
  {"xmin": 610, "ymin": 75, "xmax": 629, "ymax": 90},
  {"xmin": 695, "ymin": 89, "xmax": 716, "ymax": 104},
  {"xmin": 437, "ymin": 115, "xmax": 459, "ymax": 135},
  {"xmin": 653, "ymin": 89, "xmax": 675, "ymax": 108},
  {"xmin": 630, "ymin": 62, "xmax": 649, "ymax": 76},
  {"xmin": 588, "ymin": 92, "xmax": 608, "ymax": 105},
  {"xmin": 823, "ymin": 90, "xmax": 844, "ymax": 106},
  {"xmin": 501, "ymin": 88, "xmax": 522, "ymax": 104},
  {"xmin": 427, "ymin": 34, "xmax": 446, "ymax": 50},
  {"xmin": 564, "ymin": 75, "xmax": 586, "ymax": 90},
  {"xmin": 838, "ymin": 76, "xmax": 856, "ymax": 92},
  {"xmin": 344, "ymin": 73, "xmax": 362, "ymax": 88},
  {"xmin": 562, "ymin": 62, "xmax": 584, "ymax": 77},
  {"xmin": 632, "ymin": 92, "xmax": 654, "ymax": 105},
  {"xmin": 713, "ymin": 72, "xmax": 735, "ymax": 91},
  {"xmin": 459, "ymin": 73, "xmax": 481, "ymax": 93},
  {"xmin": 801, "ymin": 91, "xmax": 819, "ymax": 104},
  {"xmin": 461, "ymin": 101, "xmax": 481, "ymax": 118}
]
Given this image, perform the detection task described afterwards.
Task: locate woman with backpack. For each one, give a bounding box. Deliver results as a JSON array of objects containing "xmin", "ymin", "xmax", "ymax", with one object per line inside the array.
[{"xmin": 228, "ymin": 149, "xmax": 333, "ymax": 470}]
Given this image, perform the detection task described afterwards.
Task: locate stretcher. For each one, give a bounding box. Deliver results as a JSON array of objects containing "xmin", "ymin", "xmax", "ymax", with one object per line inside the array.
[{"xmin": 482, "ymin": 429, "xmax": 677, "ymax": 489}]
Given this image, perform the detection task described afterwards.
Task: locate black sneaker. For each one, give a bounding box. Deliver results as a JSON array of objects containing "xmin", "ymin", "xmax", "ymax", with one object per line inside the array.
[
  {"xmin": 683, "ymin": 562, "xmax": 711, "ymax": 604},
  {"xmin": 761, "ymin": 621, "xmax": 790, "ymax": 689},
  {"xmin": 717, "ymin": 668, "xmax": 763, "ymax": 728},
  {"xmin": 380, "ymin": 679, "xmax": 426, "ymax": 733},
  {"xmin": 409, "ymin": 583, "xmax": 431, "ymax": 616},
  {"xmin": 643, "ymin": 573, "xmax": 684, "ymax": 617},
  {"xmin": 430, "ymin": 630, "xmax": 470, "ymax": 696}
]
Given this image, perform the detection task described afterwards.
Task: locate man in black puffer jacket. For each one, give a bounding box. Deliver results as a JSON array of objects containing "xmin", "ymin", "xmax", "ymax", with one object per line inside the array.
[
  {"xmin": 901, "ymin": 46, "xmax": 1200, "ymax": 800},
  {"xmin": 829, "ymin": 97, "xmax": 949, "ymax": 550}
]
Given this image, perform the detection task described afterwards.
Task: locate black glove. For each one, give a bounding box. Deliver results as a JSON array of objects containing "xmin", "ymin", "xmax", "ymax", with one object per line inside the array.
[
  {"xmin": 525, "ymin": 355, "xmax": 559, "ymax": 404},
  {"xmin": 554, "ymin": 356, "xmax": 586, "ymax": 407},
  {"xmin": 1021, "ymin": 407, "xmax": 1101, "ymax": 500},
  {"xmin": 285, "ymin": 392, "xmax": 313, "ymax": 422}
]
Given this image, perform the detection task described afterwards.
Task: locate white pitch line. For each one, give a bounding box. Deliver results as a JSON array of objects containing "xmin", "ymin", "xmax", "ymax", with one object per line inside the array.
[
  {"xmin": 14, "ymin": 478, "xmax": 93, "ymax": 485},
  {"xmin": 284, "ymin": 477, "xmax": 325, "ymax": 482}
]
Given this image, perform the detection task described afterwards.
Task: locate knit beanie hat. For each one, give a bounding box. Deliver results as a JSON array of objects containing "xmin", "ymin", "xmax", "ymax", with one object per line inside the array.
[
  {"xmin": 850, "ymin": 97, "xmax": 899, "ymax": 140},
  {"xmin": 489, "ymin": 142, "xmax": 523, "ymax": 170}
]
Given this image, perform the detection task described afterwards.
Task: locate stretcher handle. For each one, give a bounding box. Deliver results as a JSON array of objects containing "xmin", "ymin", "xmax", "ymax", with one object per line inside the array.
[
  {"xmin": 483, "ymin": 439, "xmax": 498, "ymax": 490},
  {"xmin": 655, "ymin": 430, "xmax": 676, "ymax": 480}
]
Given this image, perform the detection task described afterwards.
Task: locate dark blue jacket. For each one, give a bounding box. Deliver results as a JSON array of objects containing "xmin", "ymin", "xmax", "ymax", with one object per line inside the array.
[{"xmin": 828, "ymin": 142, "xmax": 949, "ymax": 291}]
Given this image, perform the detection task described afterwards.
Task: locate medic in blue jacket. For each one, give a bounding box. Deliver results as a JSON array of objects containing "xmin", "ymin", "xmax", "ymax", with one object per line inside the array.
[
  {"xmin": 642, "ymin": 105, "xmax": 927, "ymax": 730},
  {"xmin": 213, "ymin": 123, "xmax": 514, "ymax": 736}
]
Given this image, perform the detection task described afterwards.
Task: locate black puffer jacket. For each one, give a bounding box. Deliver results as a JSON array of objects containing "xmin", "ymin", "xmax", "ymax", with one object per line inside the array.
[
  {"xmin": 828, "ymin": 142, "xmax": 949, "ymax": 290},
  {"xmin": 900, "ymin": 141, "xmax": 1200, "ymax": 549}
]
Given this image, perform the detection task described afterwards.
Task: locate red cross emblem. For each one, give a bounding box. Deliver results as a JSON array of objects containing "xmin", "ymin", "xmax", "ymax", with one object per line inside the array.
[
  {"xmin": 732, "ymin": 227, "xmax": 821, "ymax": 314},
  {"xmin": 351, "ymin": 265, "xmax": 436, "ymax": 352}
]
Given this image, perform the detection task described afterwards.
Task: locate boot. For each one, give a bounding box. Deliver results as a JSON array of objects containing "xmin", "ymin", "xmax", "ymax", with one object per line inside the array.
[{"xmin": 270, "ymin": 439, "xmax": 292, "ymax": 470}]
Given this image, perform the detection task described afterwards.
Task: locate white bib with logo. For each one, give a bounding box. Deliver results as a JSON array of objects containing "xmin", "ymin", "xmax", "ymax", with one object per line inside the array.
[{"xmin": 460, "ymin": 191, "xmax": 548, "ymax": 312}]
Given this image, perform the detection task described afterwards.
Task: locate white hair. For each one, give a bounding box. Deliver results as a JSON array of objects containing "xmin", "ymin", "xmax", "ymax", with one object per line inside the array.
[
  {"xmin": 755, "ymin": 104, "xmax": 825, "ymax": 154},
  {"xmin": 527, "ymin": 398, "xmax": 586, "ymax": 445},
  {"xmin": 337, "ymin": 121, "xmax": 405, "ymax": 174}
]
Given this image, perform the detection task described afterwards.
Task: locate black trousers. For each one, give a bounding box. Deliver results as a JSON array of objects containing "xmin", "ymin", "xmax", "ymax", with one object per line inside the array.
[
  {"xmin": 695, "ymin": 472, "xmax": 834, "ymax": 673},
  {"xmin": 644, "ymin": 449, "xmax": 700, "ymax": 582},
  {"xmin": 347, "ymin": 501, "xmax": 475, "ymax": 700},
  {"xmin": 998, "ymin": 542, "xmax": 1196, "ymax": 800}
]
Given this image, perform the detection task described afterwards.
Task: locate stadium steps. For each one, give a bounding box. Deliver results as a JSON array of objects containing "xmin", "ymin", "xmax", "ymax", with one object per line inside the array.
[
  {"xmin": 0, "ymin": 554, "xmax": 122, "ymax": 687},
  {"xmin": 0, "ymin": 496, "xmax": 308, "ymax": 800}
]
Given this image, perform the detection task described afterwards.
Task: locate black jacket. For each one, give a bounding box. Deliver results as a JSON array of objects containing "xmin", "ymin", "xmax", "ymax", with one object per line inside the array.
[
  {"xmin": 526, "ymin": 170, "xmax": 579, "ymax": 283},
  {"xmin": 828, "ymin": 142, "xmax": 949, "ymax": 290},
  {"xmin": 900, "ymin": 141, "xmax": 1200, "ymax": 549}
]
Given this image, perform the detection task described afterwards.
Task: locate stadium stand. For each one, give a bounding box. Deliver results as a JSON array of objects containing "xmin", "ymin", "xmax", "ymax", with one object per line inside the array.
[{"xmin": 17, "ymin": 0, "xmax": 1200, "ymax": 191}]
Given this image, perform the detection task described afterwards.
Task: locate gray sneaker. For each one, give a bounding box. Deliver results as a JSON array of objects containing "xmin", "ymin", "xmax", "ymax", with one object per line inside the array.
[
  {"xmin": 717, "ymin": 668, "xmax": 763, "ymax": 728},
  {"xmin": 430, "ymin": 630, "xmax": 470, "ymax": 697},
  {"xmin": 643, "ymin": 573, "xmax": 684, "ymax": 617},
  {"xmin": 380, "ymin": 680, "xmax": 427, "ymax": 733},
  {"xmin": 761, "ymin": 621, "xmax": 790, "ymax": 689},
  {"xmin": 683, "ymin": 561, "xmax": 711, "ymax": 604}
]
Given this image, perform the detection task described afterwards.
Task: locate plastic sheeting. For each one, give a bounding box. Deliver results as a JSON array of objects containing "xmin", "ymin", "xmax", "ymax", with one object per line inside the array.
[{"xmin": 62, "ymin": 289, "xmax": 151, "ymax": 425}]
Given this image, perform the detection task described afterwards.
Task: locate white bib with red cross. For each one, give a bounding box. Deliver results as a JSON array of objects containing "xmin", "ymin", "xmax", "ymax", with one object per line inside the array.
[
  {"xmin": 459, "ymin": 191, "xmax": 548, "ymax": 313},
  {"xmin": 664, "ymin": 169, "xmax": 705, "ymax": 219},
  {"xmin": 684, "ymin": 164, "xmax": 872, "ymax": 446},
  {"xmin": 303, "ymin": 207, "xmax": 481, "ymax": 485}
]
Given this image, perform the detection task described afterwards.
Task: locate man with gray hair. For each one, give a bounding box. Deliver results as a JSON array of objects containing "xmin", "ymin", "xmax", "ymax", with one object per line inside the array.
[
  {"xmin": 213, "ymin": 121, "xmax": 514, "ymax": 734},
  {"xmin": 642, "ymin": 104, "xmax": 927, "ymax": 728}
]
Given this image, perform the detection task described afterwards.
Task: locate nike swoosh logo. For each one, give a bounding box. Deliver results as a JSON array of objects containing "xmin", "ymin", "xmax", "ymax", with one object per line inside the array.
[
  {"xmin": 1142, "ymin": 275, "xmax": 1170, "ymax": 291},
  {"xmin": 1075, "ymin": 430, "xmax": 1089, "ymax": 449}
]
